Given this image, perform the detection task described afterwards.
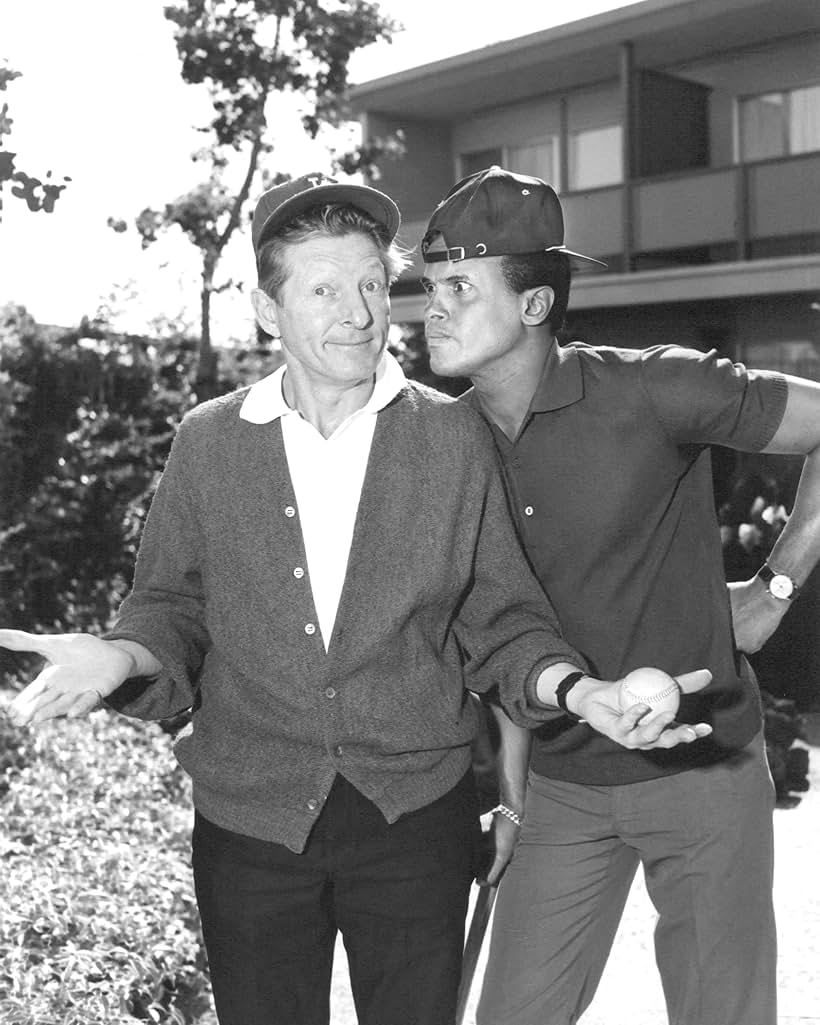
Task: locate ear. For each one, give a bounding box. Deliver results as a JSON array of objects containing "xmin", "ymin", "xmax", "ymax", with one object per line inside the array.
[
  {"xmin": 521, "ymin": 285, "xmax": 554, "ymax": 327},
  {"xmin": 251, "ymin": 287, "xmax": 281, "ymax": 338}
]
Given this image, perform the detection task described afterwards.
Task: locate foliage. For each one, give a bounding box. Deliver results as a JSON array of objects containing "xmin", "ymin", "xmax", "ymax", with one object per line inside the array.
[
  {"xmin": 0, "ymin": 699, "xmax": 214, "ymax": 1024},
  {"xmin": 116, "ymin": 0, "xmax": 402, "ymax": 400},
  {"xmin": 0, "ymin": 62, "xmax": 71, "ymax": 221},
  {"xmin": 0, "ymin": 306, "xmax": 282, "ymax": 646}
]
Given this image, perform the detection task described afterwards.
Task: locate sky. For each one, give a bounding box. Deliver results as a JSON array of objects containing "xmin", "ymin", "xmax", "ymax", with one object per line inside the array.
[{"xmin": 0, "ymin": 0, "xmax": 643, "ymax": 341}]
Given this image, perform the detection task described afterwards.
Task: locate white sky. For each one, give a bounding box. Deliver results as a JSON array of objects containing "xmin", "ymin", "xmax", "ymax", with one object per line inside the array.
[{"xmin": 0, "ymin": 0, "xmax": 643, "ymax": 340}]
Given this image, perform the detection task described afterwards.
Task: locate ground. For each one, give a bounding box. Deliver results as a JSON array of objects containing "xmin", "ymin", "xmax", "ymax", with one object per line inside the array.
[{"xmin": 330, "ymin": 725, "xmax": 820, "ymax": 1025}]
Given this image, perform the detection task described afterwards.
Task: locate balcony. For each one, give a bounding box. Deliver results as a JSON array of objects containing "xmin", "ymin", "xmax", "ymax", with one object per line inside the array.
[{"xmin": 390, "ymin": 150, "xmax": 820, "ymax": 323}]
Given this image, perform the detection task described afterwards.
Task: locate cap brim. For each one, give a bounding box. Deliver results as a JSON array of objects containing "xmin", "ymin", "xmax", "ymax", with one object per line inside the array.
[
  {"xmin": 545, "ymin": 245, "xmax": 607, "ymax": 268},
  {"xmin": 255, "ymin": 183, "xmax": 400, "ymax": 251}
]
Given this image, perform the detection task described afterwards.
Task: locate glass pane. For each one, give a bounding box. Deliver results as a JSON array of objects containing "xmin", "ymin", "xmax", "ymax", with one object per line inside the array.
[
  {"xmin": 789, "ymin": 84, "xmax": 820, "ymax": 154},
  {"xmin": 740, "ymin": 93, "xmax": 786, "ymax": 162},
  {"xmin": 508, "ymin": 139, "xmax": 558, "ymax": 186},
  {"xmin": 460, "ymin": 148, "xmax": 503, "ymax": 176},
  {"xmin": 568, "ymin": 125, "xmax": 623, "ymax": 190}
]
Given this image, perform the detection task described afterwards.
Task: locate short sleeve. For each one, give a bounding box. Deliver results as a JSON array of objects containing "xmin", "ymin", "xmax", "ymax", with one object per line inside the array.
[{"xmin": 639, "ymin": 345, "xmax": 789, "ymax": 451}]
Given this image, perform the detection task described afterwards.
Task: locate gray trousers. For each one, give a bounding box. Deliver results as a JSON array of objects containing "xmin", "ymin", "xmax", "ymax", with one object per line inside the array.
[{"xmin": 477, "ymin": 732, "xmax": 776, "ymax": 1025}]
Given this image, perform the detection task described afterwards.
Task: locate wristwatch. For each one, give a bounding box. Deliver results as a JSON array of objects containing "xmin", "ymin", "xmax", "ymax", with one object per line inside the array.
[{"xmin": 756, "ymin": 562, "xmax": 799, "ymax": 601}]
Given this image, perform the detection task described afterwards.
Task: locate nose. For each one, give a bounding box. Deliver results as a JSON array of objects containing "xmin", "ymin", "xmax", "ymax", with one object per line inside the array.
[
  {"xmin": 424, "ymin": 293, "xmax": 446, "ymax": 322},
  {"xmin": 341, "ymin": 289, "xmax": 372, "ymax": 329}
]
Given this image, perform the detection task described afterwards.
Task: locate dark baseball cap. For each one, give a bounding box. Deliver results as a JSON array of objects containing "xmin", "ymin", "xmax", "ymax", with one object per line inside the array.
[
  {"xmin": 422, "ymin": 165, "xmax": 605, "ymax": 266},
  {"xmin": 252, "ymin": 172, "xmax": 401, "ymax": 254}
]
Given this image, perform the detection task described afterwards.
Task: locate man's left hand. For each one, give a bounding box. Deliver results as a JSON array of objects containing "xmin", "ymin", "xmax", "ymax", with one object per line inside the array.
[{"xmin": 477, "ymin": 810, "xmax": 520, "ymax": 886}]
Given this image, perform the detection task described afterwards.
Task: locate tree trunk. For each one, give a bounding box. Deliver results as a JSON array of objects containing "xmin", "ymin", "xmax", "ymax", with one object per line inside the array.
[{"xmin": 194, "ymin": 255, "xmax": 219, "ymax": 402}]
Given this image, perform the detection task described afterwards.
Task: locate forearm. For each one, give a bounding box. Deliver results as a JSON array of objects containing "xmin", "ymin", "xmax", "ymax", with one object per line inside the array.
[
  {"xmin": 488, "ymin": 703, "xmax": 532, "ymax": 815},
  {"xmin": 764, "ymin": 444, "xmax": 820, "ymax": 586}
]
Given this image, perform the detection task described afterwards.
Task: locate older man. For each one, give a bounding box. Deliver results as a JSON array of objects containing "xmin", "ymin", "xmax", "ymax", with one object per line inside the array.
[
  {"xmin": 421, "ymin": 165, "xmax": 820, "ymax": 1025},
  {"xmin": 2, "ymin": 173, "xmax": 711, "ymax": 1025}
]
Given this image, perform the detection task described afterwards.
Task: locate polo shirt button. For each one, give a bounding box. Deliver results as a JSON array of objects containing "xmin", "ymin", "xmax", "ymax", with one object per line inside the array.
[
  {"xmin": 305, "ymin": 623, "xmax": 316, "ymax": 635},
  {"xmin": 293, "ymin": 566, "xmax": 305, "ymax": 579},
  {"xmin": 335, "ymin": 744, "xmax": 343, "ymax": 757},
  {"xmin": 284, "ymin": 505, "xmax": 296, "ymax": 518},
  {"xmin": 524, "ymin": 505, "xmax": 534, "ymax": 516},
  {"xmin": 307, "ymin": 799, "xmax": 319, "ymax": 811}
]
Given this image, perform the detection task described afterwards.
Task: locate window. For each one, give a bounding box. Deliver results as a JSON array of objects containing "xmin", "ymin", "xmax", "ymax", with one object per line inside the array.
[
  {"xmin": 568, "ymin": 124, "xmax": 623, "ymax": 190},
  {"xmin": 460, "ymin": 148, "xmax": 502, "ymax": 177},
  {"xmin": 739, "ymin": 84, "xmax": 820, "ymax": 162},
  {"xmin": 508, "ymin": 139, "xmax": 560, "ymax": 186}
]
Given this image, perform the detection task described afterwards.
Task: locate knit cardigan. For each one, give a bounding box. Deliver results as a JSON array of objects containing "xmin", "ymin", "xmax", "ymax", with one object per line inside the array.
[{"xmin": 107, "ymin": 380, "xmax": 581, "ymax": 851}]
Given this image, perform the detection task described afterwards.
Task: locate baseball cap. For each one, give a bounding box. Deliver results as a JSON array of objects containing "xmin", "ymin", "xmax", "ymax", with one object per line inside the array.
[
  {"xmin": 422, "ymin": 165, "xmax": 605, "ymax": 267},
  {"xmin": 251, "ymin": 172, "xmax": 401, "ymax": 255}
]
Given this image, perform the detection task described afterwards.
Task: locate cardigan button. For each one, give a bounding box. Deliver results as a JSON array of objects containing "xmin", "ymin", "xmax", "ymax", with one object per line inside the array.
[
  {"xmin": 325, "ymin": 687, "xmax": 336, "ymax": 699},
  {"xmin": 307, "ymin": 799, "xmax": 319, "ymax": 811},
  {"xmin": 284, "ymin": 505, "xmax": 296, "ymax": 518},
  {"xmin": 524, "ymin": 505, "xmax": 534, "ymax": 516},
  {"xmin": 293, "ymin": 566, "xmax": 305, "ymax": 579},
  {"xmin": 305, "ymin": 623, "xmax": 316, "ymax": 636}
]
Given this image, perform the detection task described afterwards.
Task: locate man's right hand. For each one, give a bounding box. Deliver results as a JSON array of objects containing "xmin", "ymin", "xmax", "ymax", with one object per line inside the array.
[{"xmin": 0, "ymin": 630, "xmax": 138, "ymax": 726}]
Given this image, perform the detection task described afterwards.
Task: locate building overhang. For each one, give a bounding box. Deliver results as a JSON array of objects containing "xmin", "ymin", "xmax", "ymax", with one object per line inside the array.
[
  {"xmin": 351, "ymin": 0, "xmax": 820, "ymax": 121},
  {"xmin": 390, "ymin": 255, "xmax": 820, "ymax": 323}
]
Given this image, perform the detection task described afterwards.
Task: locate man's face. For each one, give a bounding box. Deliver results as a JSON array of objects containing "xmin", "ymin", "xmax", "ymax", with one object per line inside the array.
[
  {"xmin": 422, "ymin": 256, "xmax": 527, "ymax": 379},
  {"xmin": 263, "ymin": 232, "xmax": 390, "ymax": 389}
]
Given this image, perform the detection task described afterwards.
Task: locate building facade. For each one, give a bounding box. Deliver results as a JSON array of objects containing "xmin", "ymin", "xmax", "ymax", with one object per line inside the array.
[
  {"xmin": 350, "ymin": 0, "xmax": 820, "ymax": 382},
  {"xmin": 351, "ymin": 0, "xmax": 820, "ymax": 704}
]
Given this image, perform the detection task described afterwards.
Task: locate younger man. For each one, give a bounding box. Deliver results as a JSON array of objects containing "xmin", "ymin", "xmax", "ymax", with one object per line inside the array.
[{"xmin": 422, "ymin": 165, "xmax": 820, "ymax": 1025}]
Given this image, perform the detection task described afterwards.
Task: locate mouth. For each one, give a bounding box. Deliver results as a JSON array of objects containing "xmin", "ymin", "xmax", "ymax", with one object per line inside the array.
[{"xmin": 328, "ymin": 338, "xmax": 375, "ymax": 348}]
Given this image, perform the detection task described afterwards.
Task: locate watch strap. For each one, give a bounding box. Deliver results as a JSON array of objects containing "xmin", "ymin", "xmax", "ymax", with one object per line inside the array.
[{"xmin": 555, "ymin": 670, "xmax": 586, "ymax": 721}]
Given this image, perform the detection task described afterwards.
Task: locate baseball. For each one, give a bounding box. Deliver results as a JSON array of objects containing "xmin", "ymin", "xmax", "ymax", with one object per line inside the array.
[{"xmin": 618, "ymin": 667, "xmax": 681, "ymax": 723}]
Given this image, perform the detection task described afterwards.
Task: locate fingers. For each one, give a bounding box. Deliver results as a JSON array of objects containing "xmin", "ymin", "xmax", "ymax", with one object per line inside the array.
[
  {"xmin": 482, "ymin": 853, "xmax": 507, "ymax": 886},
  {"xmin": 7, "ymin": 669, "xmax": 54, "ymax": 725},
  {"xmin": 674, "ymin": 669, "xmax": 712, "ymax": 694},
  {"xmin": 0, "ymin": 628, "xmax": 59, "ymax": 659},
  {"xmin": 8, "ymin": 666, "xmax": 103, "ymax": 726},
  {"xmin": 613, "ymin": 702, "xmax": 713, "ymax": 750},
  {"xmin": 636, "ymin": 722, "xmax": 712, "ymax": 750}
]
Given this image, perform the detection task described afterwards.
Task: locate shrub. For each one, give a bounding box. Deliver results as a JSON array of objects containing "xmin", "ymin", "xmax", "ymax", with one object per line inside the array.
[{"xmin": 0, "ymin": 695, "xmax": 214, "ymax": 1024}]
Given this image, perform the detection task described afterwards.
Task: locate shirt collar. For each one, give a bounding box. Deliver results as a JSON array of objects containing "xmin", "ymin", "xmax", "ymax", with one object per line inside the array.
[
  {"xmin": 239, "ymin": 350, "xmax": 407, "ymax": 425},
  {"xmin": 529, "ymin": 341, "xmax": 584, "ymax": 413}
]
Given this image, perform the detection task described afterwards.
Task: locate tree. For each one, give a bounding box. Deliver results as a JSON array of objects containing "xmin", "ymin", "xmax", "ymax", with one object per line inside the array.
[
  {"xmin": 0, "ymin": 63, "xmax": 70, "ymax": 222},
  {"xmin": 114, "ymin": 0, "xmax": 402, "ymax": 401}
]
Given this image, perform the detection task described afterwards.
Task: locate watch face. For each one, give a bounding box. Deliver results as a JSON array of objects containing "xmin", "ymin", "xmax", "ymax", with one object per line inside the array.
[{"xmin": 769, "ymin": 574, "xmax": 794, "ymax": 600}]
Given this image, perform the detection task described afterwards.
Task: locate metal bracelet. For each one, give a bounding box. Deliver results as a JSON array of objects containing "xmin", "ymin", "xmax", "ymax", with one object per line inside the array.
[{"xmin": 490, "ymin": 803, "xmax": 523, "ymax": 827}]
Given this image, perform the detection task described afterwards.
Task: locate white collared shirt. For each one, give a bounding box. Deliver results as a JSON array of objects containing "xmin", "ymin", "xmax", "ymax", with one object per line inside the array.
[{"xmin": 239, "ymin": 352, "xmax": 407, "ymax": 650}]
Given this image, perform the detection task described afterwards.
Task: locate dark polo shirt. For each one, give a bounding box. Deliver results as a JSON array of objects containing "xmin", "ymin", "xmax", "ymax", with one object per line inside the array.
[{"xmin": 469, "ymin": 342, "xmax": 788, "ymax": 785}]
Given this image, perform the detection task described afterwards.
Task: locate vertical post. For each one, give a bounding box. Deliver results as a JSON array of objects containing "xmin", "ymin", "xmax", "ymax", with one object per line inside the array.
[
  {"xmin": 620, "ymin": 41, "xmax": 635, "ymax": 273},
  {"xmin": 735, "ymin": 162, "xmax": 749, "ymax": 261},
  {"xmin": 559, "ymin": 95, "xmax": 569, "ymax": 193}
]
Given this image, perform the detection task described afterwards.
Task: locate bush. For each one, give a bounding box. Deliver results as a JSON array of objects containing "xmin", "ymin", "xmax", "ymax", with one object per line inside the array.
[{"xmin": 0, "ymin": 695, "xmax": 214, "ymax": 1024}]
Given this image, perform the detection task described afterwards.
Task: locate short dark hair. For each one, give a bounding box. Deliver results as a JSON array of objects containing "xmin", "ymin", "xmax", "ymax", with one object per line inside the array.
[
  {"xmin": 256, "ymin": 203, "xmax": 410, "ymax": 300},
  {"xmin": 499, "ymin": 251, "xmax": 571, "ymax": 333}
]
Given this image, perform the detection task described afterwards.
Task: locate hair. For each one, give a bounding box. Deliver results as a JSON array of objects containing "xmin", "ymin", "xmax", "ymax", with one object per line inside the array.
[
  {"xmin": 256, "ymin": 204, "xmax": 411, "ymax": 300},
  {"xmin": 499, "ymin": 250, "xmax": 571, "ymax": 333}
]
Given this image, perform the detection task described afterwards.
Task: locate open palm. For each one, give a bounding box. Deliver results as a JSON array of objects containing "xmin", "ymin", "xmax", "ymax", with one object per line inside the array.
[{"xmin": 0, "ymin": 629, "xmax": 135, "ymax": 725}]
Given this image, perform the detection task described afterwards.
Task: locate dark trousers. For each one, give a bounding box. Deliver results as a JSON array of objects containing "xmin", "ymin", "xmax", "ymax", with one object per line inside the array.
[{"xmin": 192, "ymin": 772, "xmax": 480, "ymax": 1025}]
